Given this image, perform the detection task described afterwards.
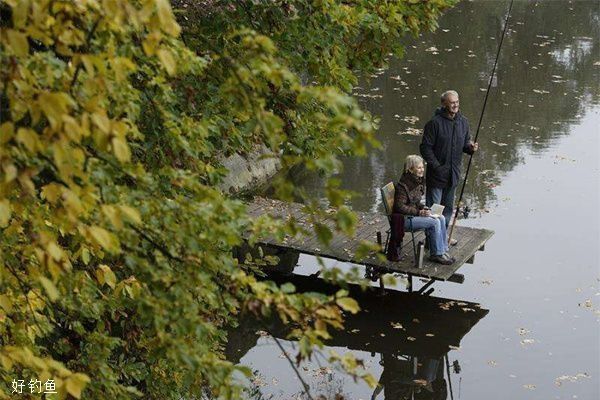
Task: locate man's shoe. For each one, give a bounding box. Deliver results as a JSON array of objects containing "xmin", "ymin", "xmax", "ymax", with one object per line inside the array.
[
  {"xmin": 429, "ymin": 254, "xmax": 453, "ymax": 265},
  {"xmin": 449, "ymin": 238, "xmax": 458, "ymax": 246}
]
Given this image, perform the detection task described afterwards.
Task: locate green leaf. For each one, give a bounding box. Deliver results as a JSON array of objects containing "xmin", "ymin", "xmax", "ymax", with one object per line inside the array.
[
  {"xmin": 280, "ymin": 282, "xmax": 296, "ymax": 294},
  {"xmin": 336, "ymin": 206, "xmax": 357, "ymax": 235},
  {"xmin": 314, "ymin": 223, "xmax": 333, "ymax": 245}
]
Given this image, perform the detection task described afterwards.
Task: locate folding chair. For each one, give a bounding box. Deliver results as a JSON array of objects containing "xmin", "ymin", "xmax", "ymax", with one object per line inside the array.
[{"xmin": 380, "ymin": 182, "xmax": 421, "ymax": 264}]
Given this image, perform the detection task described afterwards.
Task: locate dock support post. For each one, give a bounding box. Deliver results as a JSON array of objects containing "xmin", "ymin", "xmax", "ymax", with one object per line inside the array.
[
  {"xmin": 407, "ymin": 275, "xmax": 413, "ymax": 293},
  {"xmin": 378, "ymin": 275, "xmax": 385, "ymax": 295}
]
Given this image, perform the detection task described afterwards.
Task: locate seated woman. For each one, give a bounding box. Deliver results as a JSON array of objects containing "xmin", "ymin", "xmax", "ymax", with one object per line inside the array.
[{"xmin": 393, "ymin": 155, "xmax": 454, "ymax": 265}]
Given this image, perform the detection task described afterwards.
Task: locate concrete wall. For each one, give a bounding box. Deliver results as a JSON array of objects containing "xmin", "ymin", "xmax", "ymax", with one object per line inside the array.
[{"xmin": 218, "ymin": 144, "xmax": 282, "ymax": 194}]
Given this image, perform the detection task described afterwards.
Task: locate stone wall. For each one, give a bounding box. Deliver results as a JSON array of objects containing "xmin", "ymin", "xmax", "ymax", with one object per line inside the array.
[{"xmin": 218, "ymin": 144, "xmax": 282, "ymax": 194}]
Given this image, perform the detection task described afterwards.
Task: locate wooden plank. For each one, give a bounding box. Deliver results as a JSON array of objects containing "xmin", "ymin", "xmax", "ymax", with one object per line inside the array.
[{"xmin": 245, "ymin": 197, "xmax": 494, "ymax": 282}]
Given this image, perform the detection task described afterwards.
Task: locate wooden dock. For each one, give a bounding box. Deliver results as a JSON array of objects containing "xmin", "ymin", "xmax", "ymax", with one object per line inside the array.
[{"xmin": 246, "ymin": 197, "xmax": 494, "ymax": 282}]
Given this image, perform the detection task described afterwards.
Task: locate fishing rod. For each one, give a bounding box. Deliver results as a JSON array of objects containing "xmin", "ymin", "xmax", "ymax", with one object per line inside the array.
[{"xmin": 448, "ymin": 0, "xmax": 515, "ymax": 244}]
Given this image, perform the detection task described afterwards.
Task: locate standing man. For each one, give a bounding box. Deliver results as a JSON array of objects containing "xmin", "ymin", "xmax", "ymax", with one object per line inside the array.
[{"xmin": 420, "ymin": 90, "xmax": 478, "ymax": 242}]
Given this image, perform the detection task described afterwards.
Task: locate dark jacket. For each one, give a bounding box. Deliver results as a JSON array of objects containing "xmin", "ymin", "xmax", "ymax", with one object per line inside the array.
[
  {"xmin": 393, "ymin": 172, "xmax": 425, "ymax": 216},
  {"xmin": 420, "ymin": 107, "xmax": 475, "ymax": 188}
]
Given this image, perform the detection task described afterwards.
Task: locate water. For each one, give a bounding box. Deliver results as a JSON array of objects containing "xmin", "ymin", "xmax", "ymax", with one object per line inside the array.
[{"xmin": 229, "ymin": 1, "xmax": 600, "ymax": 398}]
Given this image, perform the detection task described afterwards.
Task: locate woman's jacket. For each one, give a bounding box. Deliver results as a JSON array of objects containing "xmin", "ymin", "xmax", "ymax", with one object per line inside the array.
[{"xmin": 392, "ymin": 172, "xmax": 425, "ymax": 216}]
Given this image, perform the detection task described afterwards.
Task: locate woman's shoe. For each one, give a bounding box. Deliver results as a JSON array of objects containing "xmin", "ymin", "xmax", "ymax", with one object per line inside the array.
[
  {"xmin": 429, "ymin": 254, "xmax": 453, "ymax": 265},
  {"xmin": 443, "ymin": 253, "xmax": 456, "ymax": 263}
]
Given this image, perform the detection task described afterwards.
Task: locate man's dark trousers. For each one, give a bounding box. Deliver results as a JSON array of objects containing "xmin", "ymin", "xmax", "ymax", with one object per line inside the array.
[{"xmin": 426, "ymin": 185, "xmax": 456, "ymax": 228}]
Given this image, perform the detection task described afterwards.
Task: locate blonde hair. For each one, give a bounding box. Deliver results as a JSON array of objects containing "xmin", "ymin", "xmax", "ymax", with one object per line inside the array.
[{"xmin": 404, "ymin": 154, "xmax": 424, "ymax": 173}]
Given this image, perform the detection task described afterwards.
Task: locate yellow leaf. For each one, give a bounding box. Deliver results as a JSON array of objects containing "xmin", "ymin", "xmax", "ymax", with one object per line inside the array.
[
  {"xmin": 47, "ymin": 242, "xmax": 64, "ymax": 261},
  {"xmin": 41, "ymin": 183, "xmax": 63, "ymax": 203},
  {"xmin": 62, "ymin": 115, "xmax": 82, "ymax": 142},
  {"xmin": 62, "ymin": 189, "xmax": 84, "ymax": 218},
  {"xmin": 336, "ymin": 297, "xmax": 360, "ymax": 314},
  {"xmin": 65, "ymin": 373, "xmax": 90, "ymax": 399},
  {"xmin": 119, "ymin": 205, "xmax": 141, "ymax": 225},
  {"xmin": 0, "ymin": 294, "xmax": 13, "ymax": 313},
  {"xmin": 39, "ymin": 276, "xmax": 59, "ymax": 301},
  {"xmin": 81, "ymin": 247, "xmax": 91, "ymax": 265},
  {"xmin": 6, "ymin": 29, "xmax": 29, "ymax": 57},
  {"xmin": 0, "ymin": 122, "xmax": 14, "ymax": 144},
  {"xmin": 95, "ymin": 267, "xmax": 105, "ymax": 285},
  {"xmin": 0, "ymin": 199, "xmax": 12, "ymax": 227},
  {"xmin": 97, "ymin": 265, "xmax": 116, "ymax": 289},
  {"xmin": 101, "ymin": 205, "xmax": 123, "ymax": 229},
  {"xmin": 156, "ymin": 0, "xmax": 181, "ymax": 36},
  {"xmin": 363, "ymin": 373, "xmax": 379, "ymax": 388},
  {"xmin": 111, "ymin": 136, "xmax": 131, "ymax": 163},
  {"xmin": 16, "ymin": 127, "xmax": 40, "ymax": 153},
  {"xmin": 38, "ymin": 92, "xmax": 71, "ymax": 129},
  {"xmin": 3, "ymin": 162, "xmax": 17, "ymax": 182},
  {"xmin": 81, "ymin": 55, "xmax": 95, "ymax": 77},
  {"xmin": 157, "ymin": 48, "xmax": 176, "ymax": 75},
  {"xmin": 91, "ymin": 111, "xmax": 110, "ymax": 134},
  {"xmin": 89, "ymin": 226, "xmax": 120, "ymax": 254}
]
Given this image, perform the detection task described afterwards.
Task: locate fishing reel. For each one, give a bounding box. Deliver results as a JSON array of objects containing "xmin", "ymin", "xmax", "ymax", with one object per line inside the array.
[{"xmin": 462, "ymin": 205, "xmax": 471, "ymax": 219}]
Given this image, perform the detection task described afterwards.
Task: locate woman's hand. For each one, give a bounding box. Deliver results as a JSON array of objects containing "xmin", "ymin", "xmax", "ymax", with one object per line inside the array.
[{"xmin": 419, "ymin": 208, "xmax": 431, "ymax": 217}]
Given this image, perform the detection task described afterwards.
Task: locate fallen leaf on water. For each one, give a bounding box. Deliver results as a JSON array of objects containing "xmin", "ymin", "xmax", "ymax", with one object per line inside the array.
[
  {"xmin": 425, "ymin": 46, "xmax": 438, "ymax": 52},
  {"xmin": 520, "ymin": 339, "xmax": 535, "ymax": 345},
  {"xmin": 488, "ymin": 360, "xmax": 497, "ymax": 367},
  {"xmin": 413, "ymin": 379, "xmax": 428, "ymax": 386},
  {"xmin": 579, "ymin": 299, "xmax": 593, "ymax": 308},
  {"xmin": 523, "ymin": 384, "xmax": 536, "ymax": 390},
  {"xmin": 407, "ymin": 336, "xmax": 416, "ymax": 341},
  {"xmin": 554, "ymin": 372, "xmax": 590, "ymax": 386},
  {"xmin": 480, "ymin": 279, "xmax": 493, "ymax": 285},
  {"xmin": 312, "ymin": 367, "xmax": 333, "ymax": 377},
  {"xmin": 391, "ymin": 322, "xmax": 404, "ymax": 330},
  {"xmin": 491, "ymin": 140, "xmax": 508, "ymax": 146},
  {"xmin": 397, "ymin": 127, "xmax": 422, "ymax": 136}
]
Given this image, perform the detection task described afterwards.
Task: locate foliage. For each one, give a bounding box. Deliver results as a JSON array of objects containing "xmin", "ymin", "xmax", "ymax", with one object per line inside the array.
[{"xmin": 0, "ymin": 0, "xmax": 454, "ymax": 398}]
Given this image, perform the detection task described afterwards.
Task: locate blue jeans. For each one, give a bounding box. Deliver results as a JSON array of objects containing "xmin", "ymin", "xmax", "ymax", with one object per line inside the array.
[
  {"xmin": 404, "ymin": 215, "xmax": 448, "ymax": 256},
  {"xmin": 426, "ymin": 185, "xmax": 456, "ymax": 228}
]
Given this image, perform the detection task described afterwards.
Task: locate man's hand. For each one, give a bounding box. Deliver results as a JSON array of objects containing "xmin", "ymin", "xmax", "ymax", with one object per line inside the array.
[
  {"xmin": 419, "ymin": 209, "xmax": 431, "ymax": 217},
  {"xmin": 470, "ymin": 141, "xmax": 479, "ymax": 152}
]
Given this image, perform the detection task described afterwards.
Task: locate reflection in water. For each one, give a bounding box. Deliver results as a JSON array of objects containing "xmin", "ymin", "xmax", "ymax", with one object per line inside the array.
[
  {"xmin": 227, "ymin": 275, "xmax": 488, "ymax": 399},
  {"xmin": 292, "ymin": 0, "xmax": 599, "ymax": 214}
]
